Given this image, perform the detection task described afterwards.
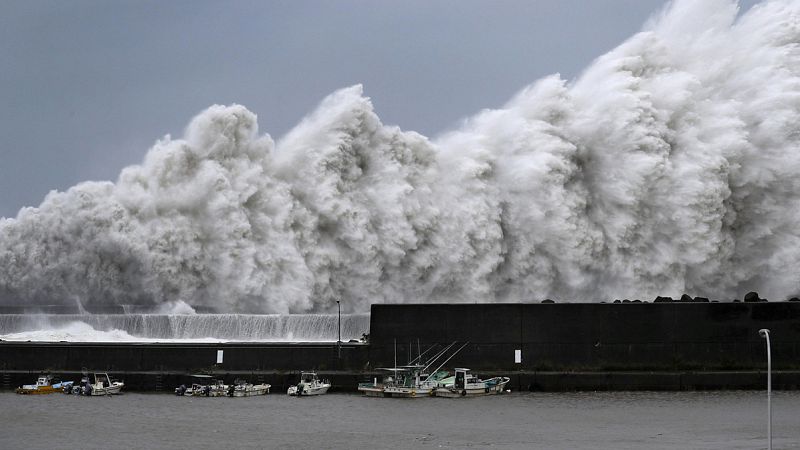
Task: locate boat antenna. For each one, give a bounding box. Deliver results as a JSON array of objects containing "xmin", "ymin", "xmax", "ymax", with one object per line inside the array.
[
  {"xmin": 424, "ymin": 341, "xmax": 469, "ymax": 383},
  {"xmin": 420, "ymin": 341, "xmax": 458, "ymax": 373},
  {"xmin": 407, "ymin": 342, "xmax": 439, "ymax": 366},
  {"xmin": 394, "ymin": 339, "xmax": 397, "ymax": 373}
]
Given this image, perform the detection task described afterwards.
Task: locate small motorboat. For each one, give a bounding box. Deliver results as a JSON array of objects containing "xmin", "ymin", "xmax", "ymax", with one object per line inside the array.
[
  {"xmin": 287, "ymin": 372, "xmax": 330, "ymax": 396},
  {"xmin": 433, "ymin": 368, "xmax": 509, "ymax": 398},
  {"xmin": 175, "ymin": 375, "xmax": 228, "ymax": 397},
  {"xmin": 228, "ymin": 379, "xmax": 270, "ymax": 397},
  {"xmin": 69, "ymin": 372, "xmax": 124, "ymax": 396},
  {"xmin": 16, "ymin": 374, "xmax": 73, "ymax": 395}
]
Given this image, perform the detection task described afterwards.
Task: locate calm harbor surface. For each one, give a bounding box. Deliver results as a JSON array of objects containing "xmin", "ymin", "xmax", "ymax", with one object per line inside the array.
[{"xmin": 1, "ymin": 390, "xmax": 798, "ymax": 449}]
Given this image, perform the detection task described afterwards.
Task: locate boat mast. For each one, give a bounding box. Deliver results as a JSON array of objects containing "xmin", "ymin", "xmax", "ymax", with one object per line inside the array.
[
  {"xmin": 408, "ymin": 343, "xmax": 439, "ymax": 366},
  {"xmin": 424, "ymin": 341, "xmax": 469, "ymax": 383},
  {"xmin": 420, "ymin": 341, "xmax": 458, "ymax": 374}
]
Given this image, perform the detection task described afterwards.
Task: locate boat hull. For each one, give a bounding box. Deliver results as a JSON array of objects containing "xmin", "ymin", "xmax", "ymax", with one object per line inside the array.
[
  {"xmin": 358, "ymin": 386, "xmax": 433, "ymax": 398},
  {"xmin": 382, "ymin": 387, "xmax": 433, "ymax": 398},
  {"xmin": 434, "ymin": 378, "xmax": 509, "ymax": 398},
  {"xmin": 16, "ymin": 385, "xmax": 61, "ymax": 395},
  {"xmin": 357, "ymin": 385, "xmax": 386, "ymax": 397},
  {"xmin": 189, "ymin": 388, "xmax": 227, "ymax": 397},
  {"xmin": 288, "ymin": 384, "xmax": 330, "ymax": 396},
  {"xmin": 231, "ymin": 384, "xmax": 270, "ymax": 397},
  {"xmin": 86, "ymin": 382, "xmax": 124, "ymax": 396},
  {"xmin": 16, "ymin": 379, "xmax": 73, "ymax": 395}
]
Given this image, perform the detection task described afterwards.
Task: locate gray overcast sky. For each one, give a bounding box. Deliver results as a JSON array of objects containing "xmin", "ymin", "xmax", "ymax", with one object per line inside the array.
[{"xmin": 0, "ymin": 0, "xmax": 757, "ymax": 218}]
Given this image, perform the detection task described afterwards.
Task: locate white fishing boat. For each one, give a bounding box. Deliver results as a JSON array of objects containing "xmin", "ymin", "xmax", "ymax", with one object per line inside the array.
[
  {"xmin": 358, "ymin": 341, "xmax": 467, "ymax": 398},
  {"xmin": 229, "ymin": 379, "xmax": 270, "ymax": 397},
  {"xmin": 380, "ymin": 366, "xmax": 450, "ymax": 398},
  {"xmin": 71, "ymin": 372, "xmax": 124, "ymax": 396},
  {"xmin": 433, "ymin": 368, "xmax": 509, "ymax": 397},
  {"xmin": 287, "ymin": 372, "xmax": 330, "ymax": 396},
  {"xmin": 16, "ymin": 374, "xmax": 73, "ymax": 395}
]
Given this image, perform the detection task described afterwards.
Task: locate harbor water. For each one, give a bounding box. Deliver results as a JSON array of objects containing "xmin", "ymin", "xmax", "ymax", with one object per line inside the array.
[{"xmin": 1, "ymin": 390, "xmax": 798, "ymax": 449}]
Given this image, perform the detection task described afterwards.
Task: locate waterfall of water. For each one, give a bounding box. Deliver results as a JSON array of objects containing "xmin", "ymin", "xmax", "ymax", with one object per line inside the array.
[{"xmin": 0, "ymin": 313, "xmax": 370, "ymax": 342}]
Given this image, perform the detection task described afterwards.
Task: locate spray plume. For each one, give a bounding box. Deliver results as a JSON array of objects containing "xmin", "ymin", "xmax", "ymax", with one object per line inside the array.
[{"xmin": 2, "ymin": 0, "xmax": 800, "ymax": 312}]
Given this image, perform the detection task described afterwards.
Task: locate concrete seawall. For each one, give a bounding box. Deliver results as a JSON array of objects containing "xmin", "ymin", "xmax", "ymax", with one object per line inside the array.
[
  {"xmin": 2, "ymin": 302, "xmax": 799, "ymax": 391},
  {"xmin": 0, "ymin": 342, "xmax": 370, "ymax": 392},
  {"xmin": 369, "ymin": 302, "xmax": 800, "ymax": 371}
]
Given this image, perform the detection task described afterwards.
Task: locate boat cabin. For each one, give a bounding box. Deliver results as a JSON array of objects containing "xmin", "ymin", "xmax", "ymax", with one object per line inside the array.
[
  {"xmin": 92, "ymin": 373, "xmax": 112, "ymax": 388},
  {"xmin": 300, "ymin": 372, "xmax": 318, "ymax": 383},
  {"xmin": 453, "ymin": 368, "xmax": 479, "ymax": 389}
]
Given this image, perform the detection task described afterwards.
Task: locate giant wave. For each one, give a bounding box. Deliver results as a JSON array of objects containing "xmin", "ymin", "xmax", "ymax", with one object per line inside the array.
[{"xmin": 2, "ymin": 0, "xmax": 800, "ymax": 313}]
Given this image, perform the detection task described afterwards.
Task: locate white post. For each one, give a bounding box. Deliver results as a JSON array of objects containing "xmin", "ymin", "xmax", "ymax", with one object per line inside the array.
[
  {"xmin": 759, "ymin": 328, "xmax": 771, "ymax": 450},
  {"xmin": 337, "ymin": 300, "xmax": 341, "ymax": 359}
]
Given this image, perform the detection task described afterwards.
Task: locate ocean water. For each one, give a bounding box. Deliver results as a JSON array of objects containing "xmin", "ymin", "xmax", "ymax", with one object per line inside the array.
[{"xmin": 1, "ymin": 390, "xmax": 798, "ymax": 449}]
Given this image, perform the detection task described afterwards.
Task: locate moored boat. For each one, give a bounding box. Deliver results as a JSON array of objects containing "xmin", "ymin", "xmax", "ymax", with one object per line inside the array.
[
  {"xmin": 175, "ymin": 375, "xmax": 228, "ymax": 397},
  {"xmin": 16, "ymin": 374, "xmax": 73, "ymax": 395},
  {"xmin": 358, "ymin": 341, "xmax": 467, "ymax": 398},
  {"xmin": 433, "ymin": 368, "xmax": 509, "ymax": 397},
  {"xmin": 70, "ymin": 372, "xmax": 124, "ymax": 396},
  {"xmin": 228, "ymin": 379, "xmax": 270, "ymax": 397},
  {"xmin": 287, "ymin": 372, "xmax": 330, "ymax": 396},
  {"xmin": 381, "ymin": 366, "xmax": 449, "ymax": 398}
]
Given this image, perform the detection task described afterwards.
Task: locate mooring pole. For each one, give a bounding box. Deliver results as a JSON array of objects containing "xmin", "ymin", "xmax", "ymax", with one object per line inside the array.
[
  {"xmin": 759, "ymin": 328, "xmax": 772, "ymax": 450},
  {"xmin": 337, "ymin": 300, "xmax": 341, "ymax": 359}
]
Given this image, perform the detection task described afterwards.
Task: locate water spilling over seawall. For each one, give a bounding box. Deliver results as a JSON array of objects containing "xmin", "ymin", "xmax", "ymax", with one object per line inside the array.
[{"xmin": 0, "ymin": 314, "xmax": 370, "ymax": 342}]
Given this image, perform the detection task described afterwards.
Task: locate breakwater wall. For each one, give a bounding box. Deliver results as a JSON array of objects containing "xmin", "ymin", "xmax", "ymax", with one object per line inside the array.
[
  {"xmin": 0, "ymin": 313, "xmax": 370, "ymax": 341},
  {"xmin": 1, "ymin": 302, "xmax": 799, "ymax": 391},
  {"xmin": 0, "ymin": 342, "xmax": 369, "ymax": 392},
  {"xmin": 368, "ymin": 302, "xmax": 800, "ymax": 371}
]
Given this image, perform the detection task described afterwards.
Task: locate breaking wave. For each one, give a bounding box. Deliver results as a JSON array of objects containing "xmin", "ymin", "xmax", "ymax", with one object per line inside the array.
[{"xmin": 2, "ymin": 0, "xmax": 800, "ymax": 312}]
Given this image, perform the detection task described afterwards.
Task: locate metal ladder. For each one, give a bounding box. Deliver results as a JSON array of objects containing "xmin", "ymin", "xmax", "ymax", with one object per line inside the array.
[
  {"xmin": 154, "ymin": 374, "xmax": 163, "ymax": 392},
  {"xmin": 2, "ymin": 373, "xmax": 11, "ymax": 390}
]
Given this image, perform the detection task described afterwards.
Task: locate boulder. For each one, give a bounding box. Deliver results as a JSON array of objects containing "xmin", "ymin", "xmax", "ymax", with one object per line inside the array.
[{"xmin": 744, "ymin": 292, "xmax": 761, "ymax": 303}]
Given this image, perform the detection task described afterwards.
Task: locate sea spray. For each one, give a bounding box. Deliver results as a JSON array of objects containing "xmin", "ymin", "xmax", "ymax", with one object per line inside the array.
[{"xmin": 2, "ymin": 0, "xmax": 800, "ymax": 312}]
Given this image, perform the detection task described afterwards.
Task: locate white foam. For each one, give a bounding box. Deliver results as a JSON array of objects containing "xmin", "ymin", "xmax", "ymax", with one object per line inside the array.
[
  {"xmin": 2, "ymin": 0, "xmax": 800, "ymax": 312},
  {"xmin": 0, "ymin": 321, "xmax": 189, "ymax": 343},
  {"xmin": 0, "ymin": 314, "xmax": 370, "ymax": 342}
]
